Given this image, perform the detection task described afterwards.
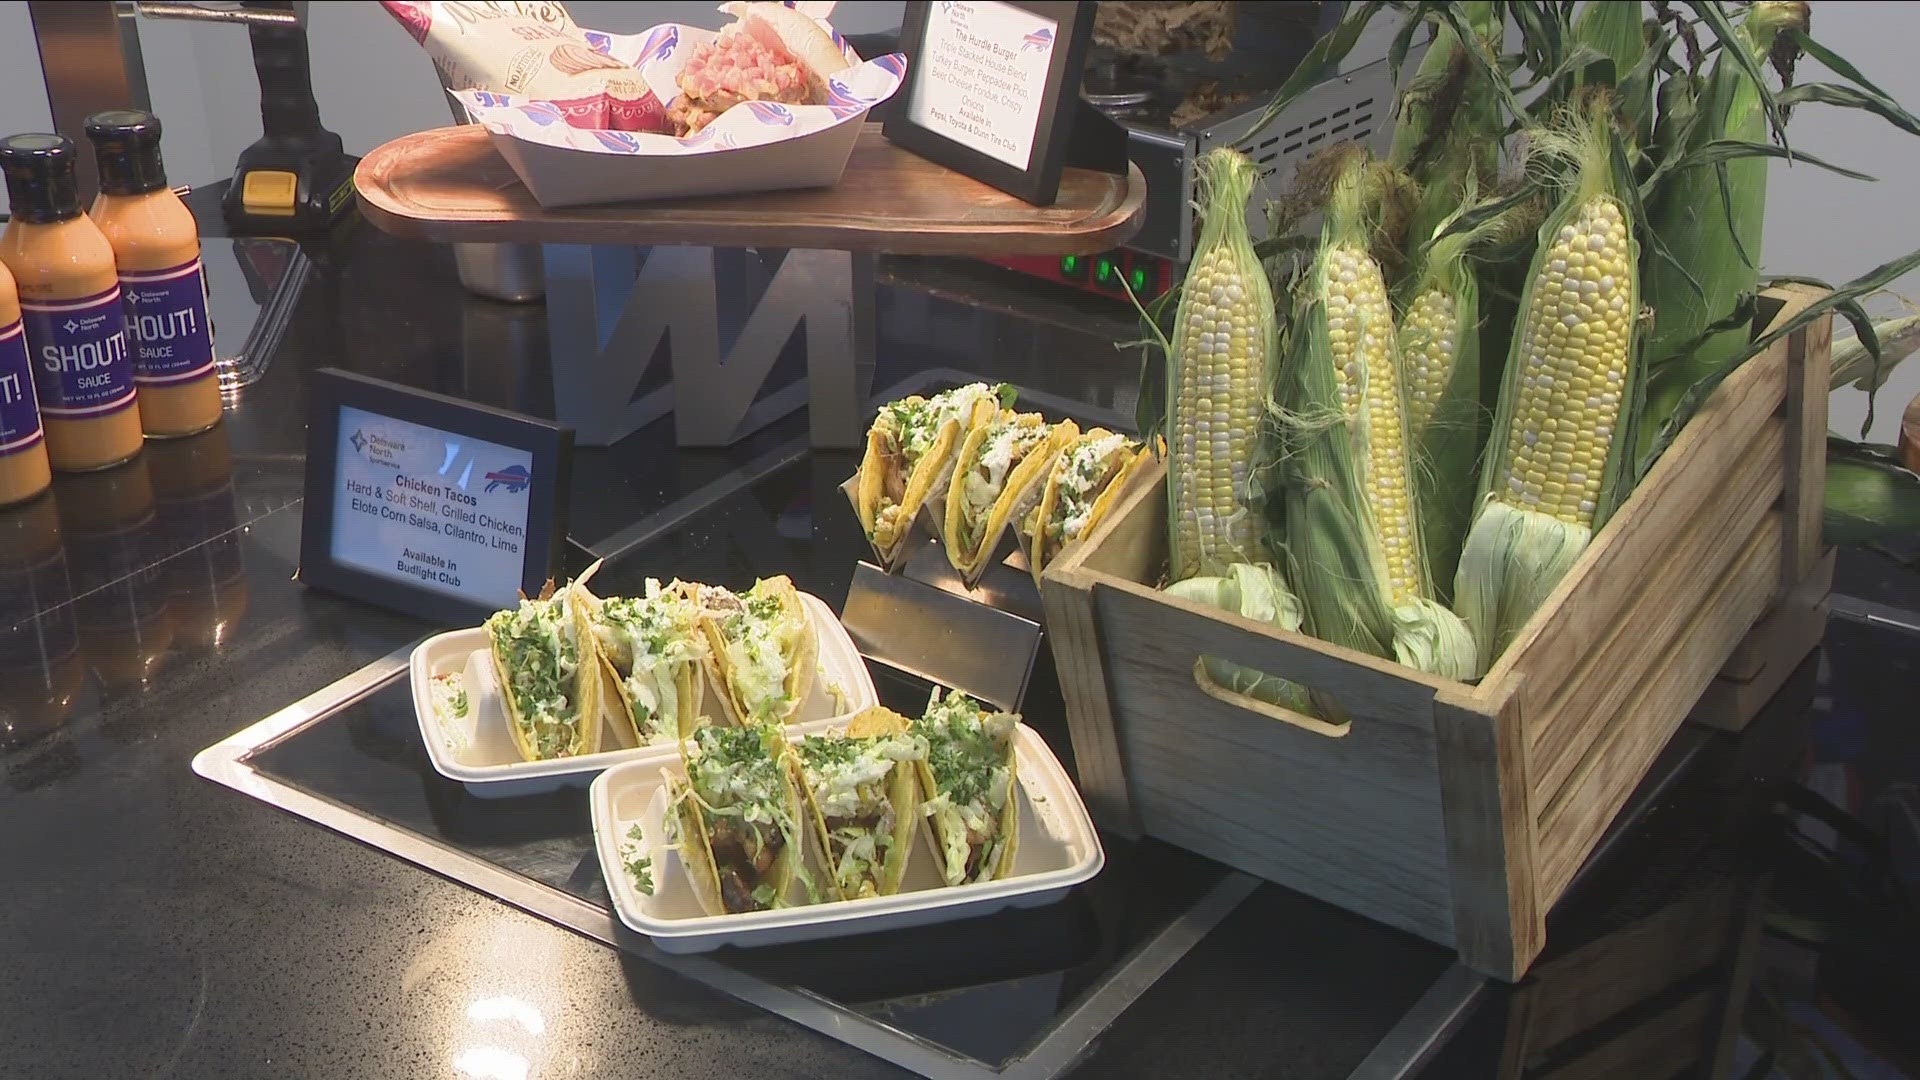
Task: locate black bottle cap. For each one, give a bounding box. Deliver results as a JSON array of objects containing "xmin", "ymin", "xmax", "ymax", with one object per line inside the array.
[
  {"xmin": 0, "ymin": 134, "xmax": 82, "ymax": 224},
  {"xmin": 85, "ymin": 109, "xmax": 169, "ymax": 196}
]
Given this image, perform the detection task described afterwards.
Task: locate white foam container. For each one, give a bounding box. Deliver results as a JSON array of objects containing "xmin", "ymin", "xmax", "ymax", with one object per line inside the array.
[
  {"xmin": 591, "ymin": 719, "xmax": 1104, "ymax": 952},
  {"xmin": 410, "ymin": 592, "xmax": 875, "ymax": 798}
]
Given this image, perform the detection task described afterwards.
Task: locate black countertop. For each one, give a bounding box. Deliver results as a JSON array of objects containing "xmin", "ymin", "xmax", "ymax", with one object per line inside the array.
[{"xmin": 2, "ymin": 200, "xmax": 1916, "ymax": 1080}]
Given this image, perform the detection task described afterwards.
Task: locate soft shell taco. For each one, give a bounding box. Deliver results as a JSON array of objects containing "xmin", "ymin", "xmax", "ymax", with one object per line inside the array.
[
  {"xmin": 667, "ymin": 723, "xmax": 810, "ymax": 914},
  {"xmin": 484, "ymin": 591, "xmax": 602, "ymax": 762},
  {"xmin": 854, "ymin": 382, "xmax": 1010, "ymax": 569},
  {"xmin": 912, "ymin": 690, "xmax": 1021, "ymax": 887},
  {"xmin": 943, "ymin": 414, "xmax": 1077, "ymax": 584},
  {"xmin": 692, "ymin": 576, "xmax": 817, "ymax": 729},
  {"xmin": 789, "ymin": 707, "xmax": 928, "ymax": 901},
  {"xmin": 1022, "ymin": 429, "xmax": 1155, "ymax": 587},
  {"xmin": 571, "ymin": 578, "xmax": 707, "ymax": 747}
]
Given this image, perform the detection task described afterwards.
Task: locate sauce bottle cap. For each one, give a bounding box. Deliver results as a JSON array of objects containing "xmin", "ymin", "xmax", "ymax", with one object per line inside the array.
[
  {"xmin": 0, "ymin": 134, "xmax": 82, "ymax": 224},
  {"xmin": 85, "ymin": 110, "xmax": 169, "ymax": 196}
]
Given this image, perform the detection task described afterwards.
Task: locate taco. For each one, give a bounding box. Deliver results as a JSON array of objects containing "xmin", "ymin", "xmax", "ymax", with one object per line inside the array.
[
  {"xmin": 944, "ymin": 413, "xmax": 1076, "ymax": 584},
  {"xmin": 854, "ymin": 382, "xmax": 1010, "ymax": 569},
  {"xmin": 1022, "ymin": 428, "xmax": 1155, "ymax": 587},
  {"xmin": 790, "ymin": 707, "xmax": 928, "ymax": 901},
  {"xmin": 484, "ymin": 591, "xmax": 601, "ymax": 762},
  {"xmin": 572, "ymin": 578, "xmax": 708, "ymax": 747},
  {"xmin": 667, "ymin": 723, "xmax": 810, "ymax": 914},
  {"xmin": 912, "ymin": 690, "xmax": 1021, "ymax": 887},
  {"xmin": 692, "ymin": 576, "xmax": 817, "ymax": 729}
]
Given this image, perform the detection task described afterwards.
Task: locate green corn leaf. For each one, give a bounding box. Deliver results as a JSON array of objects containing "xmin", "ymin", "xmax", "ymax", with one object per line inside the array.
[
  {"xmin": 1785, "ymin": 29, "xmax": 1894, "ymax": 107},
  {"xmin": 1717, "ymin": 160, "xmax": 1753, "ymax": 269},
  {"xmin": 1684, "ymin": 0, "xmax": 1788, "ymax": 154},
  {"xmin": 1645, "ymin": 137, "xmax": 1876, "ymax": 189},
  {"xmin": 1432, "ymin": 3, "xmax": 1529, "ymax": 123},
  {"xmin": 1777, "ymin": 81, "xmax": 1920, "ymax": 139},
  {"xmin": 1635, "ymin": 297, "xmax": 1764, "ymax": 475},
  {"xmin": 1616, "ymin": 134, "xmax": 1704, "ymax": 301}
]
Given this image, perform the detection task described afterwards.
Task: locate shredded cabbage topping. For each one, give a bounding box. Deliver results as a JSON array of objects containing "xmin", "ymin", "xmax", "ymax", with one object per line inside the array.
[
  {"xmin": 485, "ymin": 597, "xmax": 581, "ymax": 759},
  {"xmin": 957, "ymin": 419, "xmax": 1050, "ymax": 550},
  {"xmin": 913, "ymin": 690, "xmax": 1017, "ymax": 885},
  {"xmin": 1050, "ymin": 432, "xmax": 1134, "ymax": 543},
  {"xmin": 593, "ymin": 579, "xmax": 707, "ymax": 743},
  {"xmin": 701, "ymin": 581, "xmax": 804, "ymax": 726},
  {"xmin": 797, "ymin": 729, "xmax": 927, "ymax": 894},
  {"xmin": 869, "ymin": 383, "xmax": 1015, "ymax": 542}
]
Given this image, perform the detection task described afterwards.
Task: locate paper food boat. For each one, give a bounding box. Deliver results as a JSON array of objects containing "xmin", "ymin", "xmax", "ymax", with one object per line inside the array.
[{"xmin": 450, "ymin": 6, "xmax": 907, "ymax": 208}]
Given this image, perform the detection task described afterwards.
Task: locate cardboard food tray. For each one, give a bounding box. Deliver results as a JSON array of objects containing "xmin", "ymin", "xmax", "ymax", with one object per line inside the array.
[
  {"xmin": 410, "ymin": 592, "xmax": 875, "ymax": 798},
  {"xmin": 451, "ymin": 12, "xmax": 907, "ymax": 207},
  {"xmin": 591, "ymin": 719, "xmax": 1103, "ymax": 952}
]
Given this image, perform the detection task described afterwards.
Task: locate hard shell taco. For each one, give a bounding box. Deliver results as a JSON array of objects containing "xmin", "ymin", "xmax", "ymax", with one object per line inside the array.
[
  {"xmin": 571, "ymin": 577, "xmax": 708, "ymax": 747},
  {"xmin": 853, "ymin": 382, "xmax": 1011, "ymax": 569},
  {"xmin": 484, "ymin": 590, "xmax": 602, "ymax": 762},
  {"xmin": 692, "ymin": 576, "xmax": 817, "ymax": 729},
  {"xmin": 667, "ymin": 723, "xmax": 810, "ymax": 915},
  {"xmin": 912, "ymin": 690, "xmax": 1021, "ymax": 887},
  {"xmin": 789, "ymin": 706, "xmax": 928, "ymax": 901},
  {"xmin": 1022, "ymin": 429, "xmax": 1156, "ymax": 587},
  {"xmin": 943, "ymin": 414, "xmax": 1077, "ymax": 585}
]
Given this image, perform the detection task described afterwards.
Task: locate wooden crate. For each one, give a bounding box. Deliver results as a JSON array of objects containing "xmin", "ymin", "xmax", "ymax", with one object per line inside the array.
[{"xmin": 1040, "ymin": 286, "xmax": 1832, "ymax": 981}]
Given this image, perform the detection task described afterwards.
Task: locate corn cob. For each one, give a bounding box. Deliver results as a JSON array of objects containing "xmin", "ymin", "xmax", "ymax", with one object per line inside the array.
[
  {"xmin": 1399, "ymin": 201, "xmax": 1507, "ymax": 604},
  {"xmin": 1455, "ymin": 102, "xmax": 1640, "ymax": 675},
  {"xmin": 1280, "ymin": 158, "xmax": 1476, "ymax": 680},
  {"xmin": 1637, "ymin": 1, "xmax": 1809, "ymax": 462},
  {"xmin": 1167, "ymin": 147, "xmax": 1279, "ymax": 582}
]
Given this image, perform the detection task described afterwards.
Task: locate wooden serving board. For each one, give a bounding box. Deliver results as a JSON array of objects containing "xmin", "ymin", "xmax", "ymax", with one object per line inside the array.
[{"xmin": 355, "ymin": 124, "xmax": 1145, "ymax": 256}]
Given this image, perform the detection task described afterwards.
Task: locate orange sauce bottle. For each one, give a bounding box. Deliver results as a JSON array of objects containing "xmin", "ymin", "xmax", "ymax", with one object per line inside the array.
[
  {"xmin": 0, "ymin": 134, "xmax": 143, "ymax": 472},
  {"xmin": 0, "ymin": 258, "xmax": 53, "ymax": 505},
  {"xmin": 86, "ymin": 111, "xmax": 223, "ymax": 438}
]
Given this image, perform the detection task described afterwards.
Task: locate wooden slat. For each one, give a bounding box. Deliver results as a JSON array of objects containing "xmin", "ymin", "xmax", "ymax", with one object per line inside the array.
[
  {"xmin": 1040, "ymin": 569, "xmax": 1140, "ymax": 834},
  {"xmin": 1527, "ymin": 425, "xmax": 1784, "ymax": 808},
  {"xmin": 1485, "ymin": 325, "xmax": 1788, "ymax": 700},
  {"xmin": 1536, "ymin": 988, "xmax": 1717, "ymax": 1080},
  {"xmin": 1436, "ymin": 679, "xmax": 1542, "ymax": 981},
  {"xmin": 1538, "ymin": 524, "xmax": 1784, "ymax": 900},
  {"xmin": 1039, "ymin": 459, "xmax": 1169, "ymax": 836},
  {"xmin": 1693, "ymin": 548, "xmax": 1834, "ymax": 732},
  {"xmin": 1072, "ymin": 458, "xmax": 1167, "ymax": 584},
  {"xmin": 1094, "ymin": 581, "xmax": 1456, "ymax": 946},
  {"xmin": 1780, "ymin": 305, "xmax": 1832, "ymax": 593},
  {"xmin": 355, "ymin": 125, "xmax": 1145, "ymax": 255}
]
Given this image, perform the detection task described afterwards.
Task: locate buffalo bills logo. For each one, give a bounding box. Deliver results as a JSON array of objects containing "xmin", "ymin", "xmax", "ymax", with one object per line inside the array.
[
  {"xmin": 679, "ymin": 125, "xmax": 722, "ymax": 148},
  {"xmin": 469, "ymin": 90, "xmax": 513, "ymax": 109},
  {"xmin": 592, "ymin": 129, "xmax": 642, "ymax": 153},
  {"xmin": 744, "ymin": 101, "xmax": 795, "ymax": 126},
  {"xmin": 828, "ymin": 103, "xmax": 868, "ymax": 120},
  {"xmin": 516, "ymin": 101, "xmax": 565, "ymax": 126},
  {"xmin": 633, "ymin": 25, "xmax": 679, "ymax": 63},
  {"xmin": 583, "ymin": 30, "xmax": 613, "ymax": 53},
  {"xmin": 873, "ymin": 53, "xmax": 908, "ymax": 80},
  {"xmin": 1022, "ymin": 26, "xmax": 1054, "ymax": 53},
  {"xmin": 483, "ymin": 465, "xmax": 531, "ymax": 494}
]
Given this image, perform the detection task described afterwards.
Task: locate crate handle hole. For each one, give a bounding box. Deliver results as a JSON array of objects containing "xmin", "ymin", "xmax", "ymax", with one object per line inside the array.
[{"xmin": 1190, "ymin": 659, "xmax": 1351, "ymax": 739}]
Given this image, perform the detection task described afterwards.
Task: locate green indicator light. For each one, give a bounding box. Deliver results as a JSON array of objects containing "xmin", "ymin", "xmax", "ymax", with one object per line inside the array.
[
  {"xmin": 1060, "ymin": 254, "xmax": 1081, "ymax": 275},
  {"xmin": 1094, "ymin": 258, "xmax": 1117, "ymax": 284},
  {"xmin": 1129, "ymin": 266, "xmax": 1150, "ymax": 293}
]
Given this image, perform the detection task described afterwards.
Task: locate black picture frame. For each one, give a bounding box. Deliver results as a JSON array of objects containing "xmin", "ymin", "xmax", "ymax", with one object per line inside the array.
[
  {"xmin": 883, "ymin": 0, "xmax": 1099, "ymax": 206},
  {"xmin": 298, "ymin": 368, "xmax": 573, "ymax": 628}
]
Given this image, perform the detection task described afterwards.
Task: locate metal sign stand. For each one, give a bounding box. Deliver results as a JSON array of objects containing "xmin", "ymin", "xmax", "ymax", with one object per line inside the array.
[{"xmin": 840, "ymin": 539, "xmax": 1045, "ymax": 713}]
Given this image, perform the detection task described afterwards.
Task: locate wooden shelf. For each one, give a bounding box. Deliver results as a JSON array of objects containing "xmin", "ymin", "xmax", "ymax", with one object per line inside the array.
[{"xmin": 355, "ymin": 124, "xmax": 1145, "ymax": 256}]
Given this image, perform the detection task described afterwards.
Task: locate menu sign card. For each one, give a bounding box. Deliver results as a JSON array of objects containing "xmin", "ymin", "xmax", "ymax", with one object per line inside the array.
[
  {"xmin": 885, "ymin": 1, "xmax": 1101, "ymax": 206},
  {"xmin": 300, "ymin": 369, "xmax": 571, "ymax": 626}
]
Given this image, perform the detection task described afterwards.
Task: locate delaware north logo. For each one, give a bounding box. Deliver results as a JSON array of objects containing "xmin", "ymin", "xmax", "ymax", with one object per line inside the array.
[
  {"xmin": 484, "ymin": 464, "xmax": 531, "ymax": 494},
  {"xmin": 350, "ymin": 429, "xmax": 367, "ymax": 454}
]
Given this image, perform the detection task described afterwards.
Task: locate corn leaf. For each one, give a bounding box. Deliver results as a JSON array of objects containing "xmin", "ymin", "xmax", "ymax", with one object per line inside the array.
[
  {"xmin": 1644, "ymin": 138, "xmax": 1875, "ymax": 189},
  {"xmin": 1684, "ymin": 0, "xmax": 1788, "ymax": 154},
  {"xmin": 1776, "ymin": 82, "xmax": 1920, "ymax": 139},
  {"xmin": 1830, "ymin": 314, "xmax": 1920, "ymax": 396},
  {"xmin": 1242, "ymin": 0, "xmax": 1397, "ymax": 144},
  {"xmin": 1431, "ymin": 3, "xmax": 1529, "ymax": 123},
  {"xmin": 1784, "ymin": 28, "xmax": 1892, "ymax": 103},
  {"xmin": 1615, "ymin": 135, "xmax": 1703, "ymax": 301}
]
